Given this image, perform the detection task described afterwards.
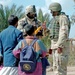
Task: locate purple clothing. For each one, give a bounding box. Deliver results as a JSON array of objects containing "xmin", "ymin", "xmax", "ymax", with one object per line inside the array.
[
  {"xmin": 18, "ymin": 62, "xmax": 42, "ymax": 75},
  {"xmin": 0, "ymin": 65, "xmax": 3, "ymax": 70},
  {"xmin": 13, "ymin": 37, "xmax": 47, "ymax": 75}
]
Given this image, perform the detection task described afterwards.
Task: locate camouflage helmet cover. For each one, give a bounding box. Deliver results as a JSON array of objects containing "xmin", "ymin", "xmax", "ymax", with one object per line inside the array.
[
  {"xmin": 49, "ymin": 2, "xmax": 62, "ymax": 11},
  {"xmin": 25, "ymin": 5, "xmax": 36, "ymax": 14}
]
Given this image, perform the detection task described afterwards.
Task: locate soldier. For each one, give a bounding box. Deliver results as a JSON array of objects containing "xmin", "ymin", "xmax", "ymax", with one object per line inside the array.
[
  {"xmin": 17, "ymin": 5, "xmax": 42, "ymax": 36},
  {"xmin": 48, "ymin": 2, "xmax": 70, "ymax": 75}
]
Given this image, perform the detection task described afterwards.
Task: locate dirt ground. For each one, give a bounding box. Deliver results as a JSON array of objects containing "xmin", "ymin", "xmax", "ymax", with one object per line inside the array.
[{"xmin": 46, "ymin": 66, "xmax": 75, "ymax": 75}]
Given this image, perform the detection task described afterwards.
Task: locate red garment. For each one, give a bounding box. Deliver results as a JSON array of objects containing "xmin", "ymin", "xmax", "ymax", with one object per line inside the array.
[{"xmin": 0, "ymin": 65, "xmax": 3, "ymax": 70}]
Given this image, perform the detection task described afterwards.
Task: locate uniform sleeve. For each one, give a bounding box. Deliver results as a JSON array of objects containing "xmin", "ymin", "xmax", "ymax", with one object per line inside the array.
[
  {"xmin": 17, "ymin": 18, "xmax": 26, "ymax": 32},
  {"xmin": 13, "ymin": 41, "xmax": 22, "ymax": 59},
  {"xmin": 37, "ymin": 40, "xmax": 47, "ymax": 57},
  {"xmin": 56, "ymin": 15, "xmax": 69, "ymax": 48},
  {"xmin": 37, "ymin": 20, "xmax": 42, "ymax": 27}
]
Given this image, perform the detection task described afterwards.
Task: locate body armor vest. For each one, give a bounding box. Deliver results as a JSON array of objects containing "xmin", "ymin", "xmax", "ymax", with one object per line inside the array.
[{"xmin": 50, "ymin": 16, "xmax": 60, "ymax": 39}]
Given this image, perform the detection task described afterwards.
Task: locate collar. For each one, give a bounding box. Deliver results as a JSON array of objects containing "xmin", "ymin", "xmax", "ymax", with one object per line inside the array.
[
  {"xmin": 8, "ymin": 25, "xmax": 16, "ymax": 28},
  {"xmin": 25, "ymin": 36, "xmax": 37, "ymax": 39}
]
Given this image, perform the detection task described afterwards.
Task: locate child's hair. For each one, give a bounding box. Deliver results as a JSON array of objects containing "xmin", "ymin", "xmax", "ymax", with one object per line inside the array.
[{"xmin": 24, "ymin": 24, "xmax": 35, "ymax": 35}]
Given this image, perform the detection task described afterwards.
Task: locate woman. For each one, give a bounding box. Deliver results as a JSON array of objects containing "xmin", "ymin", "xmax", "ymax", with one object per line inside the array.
[{"xmin": 13, "ymin": 24, "xmax": 47, "ymax": 75}]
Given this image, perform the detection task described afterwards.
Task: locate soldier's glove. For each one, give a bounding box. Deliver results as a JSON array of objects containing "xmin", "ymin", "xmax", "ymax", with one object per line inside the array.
[
  {"xmin": 57, "ymin": 47, "xmax": 62, "ymax": 54},
  {"xmin": 49, "ymin": 48, "xmax": 52, "ymax": 54}
]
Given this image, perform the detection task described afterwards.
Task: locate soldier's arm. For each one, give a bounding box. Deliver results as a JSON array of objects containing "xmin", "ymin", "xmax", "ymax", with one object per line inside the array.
[
  {"xmin": 56, "ymin": 15, "xmax": 69, "ymax": 48},
  {"xmin": 17, "ymin": 18, "xmax": 25, "ymax": 32},
  {"xmin": 38, "ymin": 20, "xmax": 41, "ymax": 26}
]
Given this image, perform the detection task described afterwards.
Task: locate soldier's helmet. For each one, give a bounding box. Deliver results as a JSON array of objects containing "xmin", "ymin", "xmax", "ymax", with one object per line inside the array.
[
  {"xmin": 49, "ymin": 2, "xmax": 62, "ymax": 11},
  {"xmin": 25, "ymin": 5, "xmax": 36, "ymax": 15}
]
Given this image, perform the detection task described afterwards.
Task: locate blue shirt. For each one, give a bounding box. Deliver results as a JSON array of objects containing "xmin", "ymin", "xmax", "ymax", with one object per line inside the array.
[{"xmin": 0, "ymin": 25, "xmax": 23, "ymax": 67}]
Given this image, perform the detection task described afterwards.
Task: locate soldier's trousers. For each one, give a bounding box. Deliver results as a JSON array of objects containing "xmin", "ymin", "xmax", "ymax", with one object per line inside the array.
[{"xmin": 52, "ymin": 50, "xmax": 68, "ymax": 75}]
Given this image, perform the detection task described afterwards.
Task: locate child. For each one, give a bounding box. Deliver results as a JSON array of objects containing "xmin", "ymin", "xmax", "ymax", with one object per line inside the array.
[{"xmin": 13, "ymin": 24, "xmax": 47, "ymax": 75}]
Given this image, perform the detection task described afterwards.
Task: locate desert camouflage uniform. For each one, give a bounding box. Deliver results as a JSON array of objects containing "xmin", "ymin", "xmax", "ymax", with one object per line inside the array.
[
  {"xmin": 48, "ymin": 3, "xmax": 70, "ymax": 75},
  {"xmin": 17, "ymin": 5, "xmax": 41, "ymax": 35},
  {"xmin": 17, "ymin": 17, "xmax": 41, "ymax": 34}
]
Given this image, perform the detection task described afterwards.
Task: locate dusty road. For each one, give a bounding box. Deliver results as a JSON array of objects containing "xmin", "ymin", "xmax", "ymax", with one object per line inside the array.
[{"xmin": 46, "ymin": 67, "xmax": 75, "ymax": 75}]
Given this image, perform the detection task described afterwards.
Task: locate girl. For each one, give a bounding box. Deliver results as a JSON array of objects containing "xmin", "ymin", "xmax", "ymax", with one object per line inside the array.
[{"xmin": 13, "ymin": 24, "xmax": 47, "ymax": 75}]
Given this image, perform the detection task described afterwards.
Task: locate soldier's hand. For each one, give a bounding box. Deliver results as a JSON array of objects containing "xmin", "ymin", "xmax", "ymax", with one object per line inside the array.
[
  {"xmin": 49, "ymin": 48, "xmax": 52, "ymax": 54},
  {"xmin": 42, "ymin": 21, "xmax": 46, "ymax": 30},
  {"xmin": 57, "ymin": 47, "xmax": 62, "ymax": 54}
]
